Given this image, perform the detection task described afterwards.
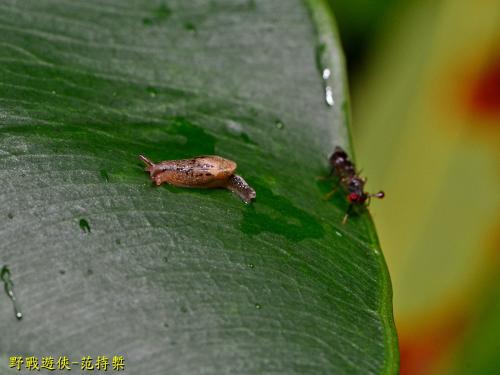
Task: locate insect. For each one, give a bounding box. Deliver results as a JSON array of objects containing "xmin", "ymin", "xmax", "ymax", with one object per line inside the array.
[
  {"xmin": 139, "ymin": 155, "xmax": 256, "ymax": 204},
  {"xmin": 326, "ymin": 146, "xmax": 385, "ymax": 224}
]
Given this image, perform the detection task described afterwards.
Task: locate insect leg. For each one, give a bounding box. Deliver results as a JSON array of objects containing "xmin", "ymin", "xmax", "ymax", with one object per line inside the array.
[
  {"xmin": 316, "ymin": 165, "xmax": 337, "ymax": 181},
  {"xmin": 322, "ymin": 178, "xmax": 340, "ymax": 200},
  {"xmin": 342, "ymin": 204, "xmax": 353, "ymax": 224}
]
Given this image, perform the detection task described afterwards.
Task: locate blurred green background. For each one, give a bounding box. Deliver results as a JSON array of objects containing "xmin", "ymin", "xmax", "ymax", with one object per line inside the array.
[{"xmin": 327, "ymin": 0, "xmax": 500, "ymax": 374}]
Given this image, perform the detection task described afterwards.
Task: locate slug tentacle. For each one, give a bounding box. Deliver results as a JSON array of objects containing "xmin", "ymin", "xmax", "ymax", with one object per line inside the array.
[
  {"xmin": 139, "ymin": 155, "xmax": 154, "ymax": 167},
  {"xmin": 139, "ymin": 154, "xmax": 156, "ymax": 175}
]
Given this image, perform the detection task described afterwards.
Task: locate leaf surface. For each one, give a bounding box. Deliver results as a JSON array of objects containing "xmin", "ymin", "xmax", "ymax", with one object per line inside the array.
[{"xmin": 0, "ymin": 0, "xmax": 397, "ymax": 373}]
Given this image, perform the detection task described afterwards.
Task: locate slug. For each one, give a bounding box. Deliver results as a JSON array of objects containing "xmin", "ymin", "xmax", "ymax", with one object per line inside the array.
[{"xmin": 139, "ymin": 155, "xmax": 256, "ymax": 203}]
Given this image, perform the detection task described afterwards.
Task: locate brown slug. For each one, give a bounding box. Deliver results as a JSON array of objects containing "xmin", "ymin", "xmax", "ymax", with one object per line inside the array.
[{"xmin": 139, "ymin": 155, "xmax": 256, "ymax": 203}]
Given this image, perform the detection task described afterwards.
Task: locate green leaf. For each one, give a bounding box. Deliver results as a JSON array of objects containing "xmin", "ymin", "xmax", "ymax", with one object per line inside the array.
[{"xmin": 0, "ymin": 0, "xmax": 398, "ymax": 373}]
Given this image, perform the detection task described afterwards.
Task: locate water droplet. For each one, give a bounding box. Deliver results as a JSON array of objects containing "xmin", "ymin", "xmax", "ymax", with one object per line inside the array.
[
  {"xmin": 146, "ymin": 86, "xmax": 158, "ymax": 98},
  {"xmin": 226, "ymin": 120, "xmax": 243, "ymax": 136},
  {"xmin": 275, "ymin": 120, "xmax": 284, "ymax": 129},
  {"xmin": 240, "ymin": 133, "xmax": 252, "ymax": 143},
  {"xmin": 325, "ymin": 86, "xmax": 334, "ymax": 106},
  {"xmin": 1, "ymin": 265, "xmax": 23, "ymax": 320},
  {"xmin": 7, "ymin": 212, "xmax": 14, "ymax": 219},
  {"xmin": 143, "ymin": 4, "xmax": 172, "ymax": 25},
  {"xmin": 335, "ymin": 231, "xmax": 343, "ymax": 237},
  {"xmin": 315, "ymin": 43, "xmax": 335, "ymax": 107},
  {"xmin": 79, "ymin": 219, "xmax": 91, "ymax": 233},
  {"xmin": 155, "ymin": 4, "xmax": 172, "ymax": 18},
  {"xmin": 254, "ymin": 303, "xmax": 261, "ymax": 310},
  {"xmin": 100, "ymin": 169, "xmax": 109, "ymax": 182},
  {"xmin": 247, "ymin": 263, "xmax": 255, "ymax": 269},
  {"xmin": 225, "ymin": 120, "xmax": 256, "ymax": 145},
  {"xmin": 184, "ymin": 21, "xmax": 197, "ymax": 33}
]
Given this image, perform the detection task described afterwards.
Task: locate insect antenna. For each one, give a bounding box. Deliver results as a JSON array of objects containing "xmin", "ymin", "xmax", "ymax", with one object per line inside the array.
[
  {"xmin": 366, "ymin": 190, "xmax": 385, "ymax": 205},
  {"xmin": 370, "ymin": 191, "xmax": 385, "ymax": 199}
]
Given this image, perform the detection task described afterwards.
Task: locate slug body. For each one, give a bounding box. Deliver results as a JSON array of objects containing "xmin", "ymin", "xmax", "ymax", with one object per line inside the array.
[{"xmin": 139, "ymin": 155, "xmax": 256, "ymax": 203}]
